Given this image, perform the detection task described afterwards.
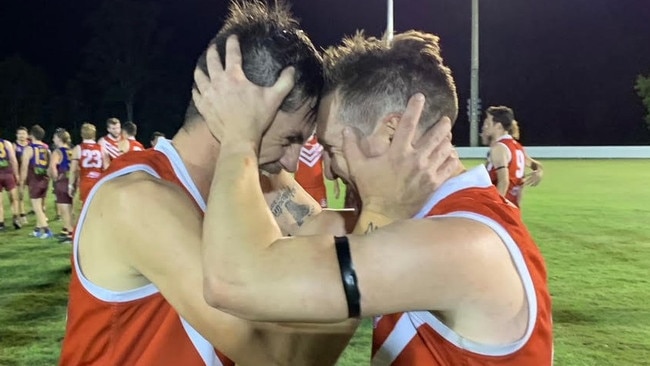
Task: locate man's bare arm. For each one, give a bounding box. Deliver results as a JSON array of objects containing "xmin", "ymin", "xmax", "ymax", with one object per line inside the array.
[
  {"xmin": 20, "ymin": 147, "xmax": 32, "ymax": 186},
  {"xmin": 84, "ymin": 174, "xmax": 356, "ymax": 365},
  {"xmin": 489, "ymin": 143, "xmax": 511, "ymax": 197},
  {"xmin": 5, "ymin": 141, "xmax": 19, "ymax": 179},
  {"xmin": 69, "ymin": 146, "xmax": 80, "ymax": 184},
  {"xmin": 202, "ymin": 144, "xmax": 519, "ymax": 323},
  {"xmin": 261, "ymin": 170, "xmax": 357, "ymax": 236},
  {"xmin": 48, "ymin": 149, "xmax": 61, "ymax": 181}
]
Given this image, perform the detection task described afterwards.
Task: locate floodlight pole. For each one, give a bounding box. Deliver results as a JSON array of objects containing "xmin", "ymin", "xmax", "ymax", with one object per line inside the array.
[
  {"xmin": 387, "ymin": 0, "xmax": 394, "ymax": 43},
  {"xmin": 469, "ymin": 0, "xmax": 480, "ymax": 146}
]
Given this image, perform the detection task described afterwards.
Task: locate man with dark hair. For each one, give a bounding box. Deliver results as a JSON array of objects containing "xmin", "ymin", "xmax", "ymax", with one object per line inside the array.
[
  {"xmin": 20, "ymin": 125, "xmax": 51, "ymax": 239},
  {"xmin": 60, "ymin": 2, "xmax": 364, "ymax": 365},
  {"xmin": 121, "ymin": 121, "xmax": 145, "ymax": 151},
  {"xmin": 482, "ymin": 106, "xmax": 543, "ymax": 207},
  {"xmin": 150, "ymin": 131, "xmax": 165, "ymax": 147},
  {"xmin": 194, "ymin": 31, "xmax": 553, "ymax": 365},
  {"xmin": 98, "ymin": 117, "xmax": 123, "ymax": 161}
]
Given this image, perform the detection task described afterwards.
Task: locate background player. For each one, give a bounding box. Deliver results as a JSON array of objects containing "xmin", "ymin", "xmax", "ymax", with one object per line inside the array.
[
  {"xmin": 98, "ymin": 117, "xmax": 123, "ymax": 161},
  {"xmin": 150, "ymin": 131, "xmax": 165, "ymax": 148},
  {"xmin": 121, "ymin": 121, "xmax": 145, "ymax": 152},
  {"xmin": 69, "ymin": 123, "xmax": 108, "ymax": 205},
  {"xmin": 509, "ymin": 119, "xmax": 544, "ymax": 187},
  {"xmin": 0, "ymin": 130, "xmax": 21, "ymax": 230},
  {"xmin": 482, "ymin": 106, "xmax": 542, "ymax": 207},
  {"xmin": 294, "ymin": 134, "xmax": 329, "ymax": 207},
  {"xmin": 20, "ymin": 125, "xmax": 51, "ymax": 239},
  {"xmin": 13, "ymin": 126, "xmax": 29, "ymax": 224},
  {"xmin": 49, "ymin": 128, "xmax": 74, "ymax": 243}
]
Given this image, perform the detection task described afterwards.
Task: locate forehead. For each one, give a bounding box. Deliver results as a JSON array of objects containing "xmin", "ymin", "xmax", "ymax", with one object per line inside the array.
[
  {"xmin": 271, "ymin": 101, "xmax": 316, "ymax": 137},
  {"xmin": 315, "ymin": 93, "xmax": 341, "ymax": 146}
]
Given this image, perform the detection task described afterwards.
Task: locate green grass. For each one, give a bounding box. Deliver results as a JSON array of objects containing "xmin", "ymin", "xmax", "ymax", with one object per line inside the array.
[{"xmin": 1, "ymin": 160, "xmax": 650, "ymax": 365}]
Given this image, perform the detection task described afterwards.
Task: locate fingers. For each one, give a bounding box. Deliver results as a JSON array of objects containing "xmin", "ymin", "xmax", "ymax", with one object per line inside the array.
[
  {"xmin": 224, "ymin": 35, "xmax": 243, "ymax": 73},
  {"xmin": 206, "ymin": 42, "xmax": 224, "ymax": 78},
  {"xmin": 342, "ymin": 127, "xmax": 364, "ymax": 169},
  {"xmin": 191, "ymin": 88, "xmax": 203, "ymax": 109},
  {"xmin": 416, "ymin": 116, "xmax": 453, "ymax": 156},
  {"xmin": 391, "ymin": 93, "xmax": 425, "ymax": 152},
  {"xmin": 435, "ymin": 150, "xmax": 460, "ymax": 177},
  {"xmin": 193, "ymin": 68, "xmax": 211, "ymax": 96},
  {"xmin": 269, "ymin": 66, "xmax": 296, "ymax": 105}
]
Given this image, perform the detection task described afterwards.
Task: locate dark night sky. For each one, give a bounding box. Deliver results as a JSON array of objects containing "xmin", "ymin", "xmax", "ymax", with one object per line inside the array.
[{"xmin": 1, "ymin": 0, "xmax": 649, "ymax": 146}]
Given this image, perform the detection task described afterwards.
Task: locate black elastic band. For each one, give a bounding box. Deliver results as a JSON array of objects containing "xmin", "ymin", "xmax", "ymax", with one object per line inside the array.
[
  {"xmin": 495, "ymin": 166, "xmax": 507, "ymax": 170},
  {"xmin": 334, "ymin": 236, "xmax": 361, "ymax": 318}
]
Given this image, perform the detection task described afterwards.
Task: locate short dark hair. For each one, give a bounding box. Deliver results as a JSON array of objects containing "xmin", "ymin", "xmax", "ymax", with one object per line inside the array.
[
  {"xmin": 323, "ymin": 30, "xmax": 458, "ymax": 135},
  {"xmin": 151, "ymin": 131, "xmax": 165, "ymax": 141},
  {"xmin": 106, "ymin": 117, "xmax": 120, "ymax": 127},
  {"xmin": 30, "ymin": 125, "xmax": 46, "ymax": 141},
  {"xmin": 123, "ymin": 121, "xmax": 137, "ymax": 136},
  {"xmin": 17, "ymin": 126, "xmax": 28, "ymax": 132},
  {"xmin": 185, "ymin": 0, "xmax": 323, "ymax": 126},
  {"xmin": 486, "ymin": 106, "xmax": 514, "ymax": 131}
]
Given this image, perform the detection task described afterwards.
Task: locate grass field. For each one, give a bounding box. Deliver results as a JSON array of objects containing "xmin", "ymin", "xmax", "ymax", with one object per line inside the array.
[{"xmin": 1, "ymin": 159, "xmax": 649, "ymax": 365}]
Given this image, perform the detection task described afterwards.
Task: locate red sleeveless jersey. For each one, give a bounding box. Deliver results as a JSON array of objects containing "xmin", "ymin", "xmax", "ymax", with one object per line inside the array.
[
  {"xmin": 60, "ymin": 139, "xmax": 234, "ymax": 366},
  {"xmin": 295, "ymin": 135, "xmax": 325, "ymax": 189},
  {"xmin": 99, "ymin": 134, "xmax": 123, "ymax": 160},
  {"xmin": 294, "ymin": 136, "xmax": 327, "ymax": 206},
  {"xmin": 486, "ymin": 135, "xmax": 526, "ymax": 206},
  {"xmin": 371, "ymin": 166, "xmax": 553, "ymax": 366},
  {"xmin": 79, "ymin": 141, "xmax": 104, "ymax": 181},
  {"xmin": 128, "ymin": 137, "xmax": 145, "ymax": 151}
]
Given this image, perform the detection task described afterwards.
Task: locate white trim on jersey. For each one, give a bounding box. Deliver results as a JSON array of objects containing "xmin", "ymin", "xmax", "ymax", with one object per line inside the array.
[
  {"xmin": 181, "ymin": 318, "xmax": 224, "ymax": 366},
  {"xmin": 413, "ymin": 165, "xmax": 493, "ymax": 219},
  {"xmin": 372, "ymin": 167, "xmax": 540, "ymax": 363},
  {"xmin": 154, "ymin": 139, "xmax": 206, "ymax": 211},
  {"xmin": 73, "ymin": 163, "xmax": 161, "ymax": 303},
  {"xmin": 72, "ymin": 138, "xmax": 218, "ymax": 365},
  {"xmin": 371, "ymin": 314, "xmax": 417, "ymax": 366}
]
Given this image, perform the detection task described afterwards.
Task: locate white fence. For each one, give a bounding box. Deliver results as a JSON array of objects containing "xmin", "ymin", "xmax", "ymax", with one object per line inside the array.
[{"xmin": 456, "ymin": 146, "xmax": 650, "ymax": 159}]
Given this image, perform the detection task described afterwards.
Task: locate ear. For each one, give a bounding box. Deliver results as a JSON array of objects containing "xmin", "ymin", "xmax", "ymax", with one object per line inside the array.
[
  {"xmin": 365, "ymin": 112, "xmax": 401, "ymax": 156},
  {"xmin": 374, "ymin": 112, "xmax": 402, "ymax": 142}
]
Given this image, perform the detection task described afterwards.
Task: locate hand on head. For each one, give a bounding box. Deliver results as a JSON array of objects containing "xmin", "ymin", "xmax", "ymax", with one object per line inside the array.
[
  {"xmin": 342, "ymin": 94, "xmax": 461, "ymax": 220},
  {"xmin": 192, "ymin": 35, "xmax": 296, "ymax": 150}
]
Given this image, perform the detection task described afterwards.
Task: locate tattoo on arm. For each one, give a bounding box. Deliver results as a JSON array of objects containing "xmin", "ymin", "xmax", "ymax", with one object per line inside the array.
[
  {"xmin": 269, "ymin": 187, "xmax": 314, "ymax": 227},
  {"xmin": 364, "ymin": 222, "xmax": 378, "ymax": 234}
]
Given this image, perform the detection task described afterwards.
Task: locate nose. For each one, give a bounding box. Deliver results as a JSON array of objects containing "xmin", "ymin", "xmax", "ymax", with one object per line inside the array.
[{"xmin": 280, "ymin": 145, "xmax": 301, "ymax": 173}]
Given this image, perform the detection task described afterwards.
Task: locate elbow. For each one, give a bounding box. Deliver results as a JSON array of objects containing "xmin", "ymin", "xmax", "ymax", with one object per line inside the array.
[
  {"xmin": 202, "ymin": 272, "xmax": 259, "ymax": 321},
  {"xmin": 202, "ymin": 273, "xmax": 229, "ymax": 310}
]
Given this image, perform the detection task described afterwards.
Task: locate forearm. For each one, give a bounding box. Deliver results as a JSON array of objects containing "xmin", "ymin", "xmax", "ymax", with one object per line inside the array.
[
  {"xmin": 261, "ymin": 170, "xmax": 321, "ymax": 235},
  {"xmin": 19, "ymin": 163, "xmax": 27, "ymax": 185},
  {"xmin": 10, "ymin": 159, "xmax": 19, "ymax": 179},
  {"xmin": 203, "ymin": 143, "xmax": 281, "ymax": 278}
]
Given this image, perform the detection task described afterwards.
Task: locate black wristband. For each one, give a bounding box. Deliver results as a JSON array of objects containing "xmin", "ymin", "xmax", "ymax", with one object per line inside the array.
[{"xmin": 334, "ymin": 236, "xmax": 361, "ymax": 318}]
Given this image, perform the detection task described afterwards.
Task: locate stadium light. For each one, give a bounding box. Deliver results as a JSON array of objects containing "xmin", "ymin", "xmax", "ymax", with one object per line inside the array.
[
  {"xmin": 386, "ymin": 0, "xmax": 394, "ymax": 43},
  {"xmin": 469, "ymin": 0, "xmax": 480, "ymax": 146}
]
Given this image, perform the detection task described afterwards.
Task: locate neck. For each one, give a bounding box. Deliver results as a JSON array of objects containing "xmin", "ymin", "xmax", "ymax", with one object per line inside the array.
[{"xmin": 171, "ymin": 122, "xmax": 220, "ymax": 201}]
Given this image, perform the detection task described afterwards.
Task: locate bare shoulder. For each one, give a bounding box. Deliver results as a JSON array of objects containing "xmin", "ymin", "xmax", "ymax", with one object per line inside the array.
[{"xmin": 80, "ymin": 171, "xmax": 201, "ymax": 289}]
